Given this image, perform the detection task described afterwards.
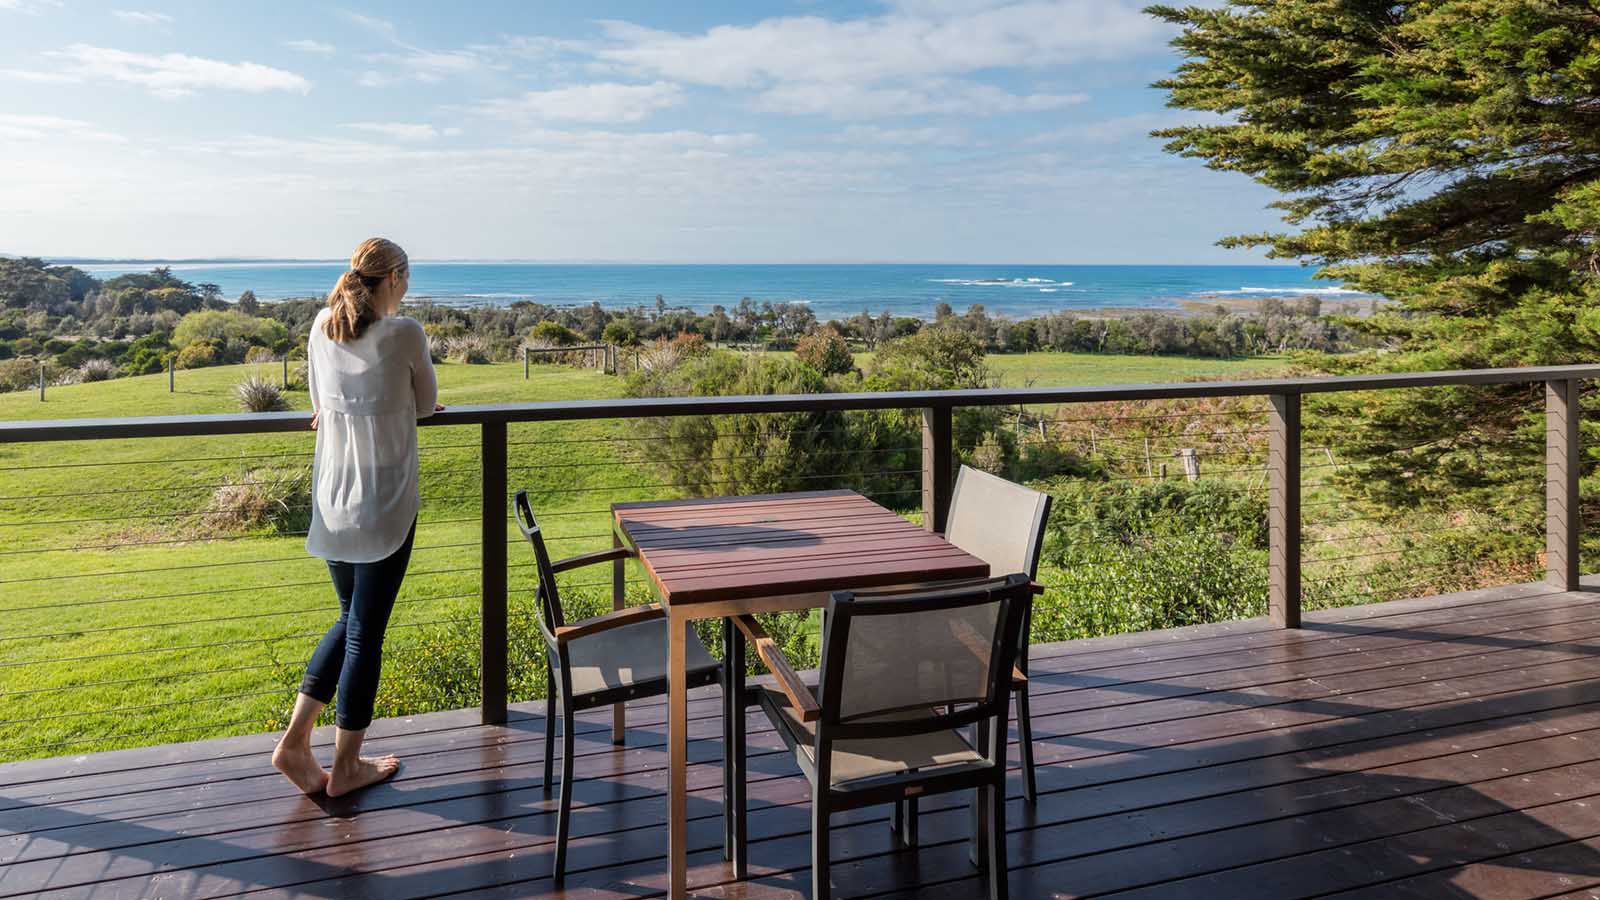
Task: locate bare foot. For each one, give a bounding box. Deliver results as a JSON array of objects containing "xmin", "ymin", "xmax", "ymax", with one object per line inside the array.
[
  {"xmin": 271, "ymin": 742, "xmax": 329, "ymax": 795},
  {"xmin": 326, "ymin": 754, "xmax": 400, "ymax": 798}
]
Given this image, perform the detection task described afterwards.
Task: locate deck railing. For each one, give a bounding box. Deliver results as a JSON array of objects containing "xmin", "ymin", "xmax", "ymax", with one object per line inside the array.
[{"xmin": 0, "ymin": 364, "xmax": 1593, "ymax": 749}]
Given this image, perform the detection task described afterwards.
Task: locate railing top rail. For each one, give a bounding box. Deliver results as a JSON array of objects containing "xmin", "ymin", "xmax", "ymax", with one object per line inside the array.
[{"xmin": 4, "ymin": 364, "xmax": 1598, "ymax": 444}]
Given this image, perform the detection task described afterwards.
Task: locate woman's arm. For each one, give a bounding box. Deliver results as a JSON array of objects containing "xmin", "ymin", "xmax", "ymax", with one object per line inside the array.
[
  {"xmin": 307, "ymin": 347, "xmax": 320, "ymax": 430},
  {"xmin": 409, "ymin": 321, "xmax": 439, "ymax": 419}
]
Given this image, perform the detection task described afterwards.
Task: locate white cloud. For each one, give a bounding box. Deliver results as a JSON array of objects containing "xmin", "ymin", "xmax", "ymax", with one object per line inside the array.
[
  {"xmin": 113, "ymin": 10, "xmax": 173, "ymax": 25},
  {"xmin": 1026, "ymin": 111, "xmax": 1228, "ymax": 144},
  {"xmin": 0, "ymin": 68, "xmax": 81, "ymax": 84},
  {"xmin": 0, "ymin": 114, "xmax": 127, "ymax": 144},
  {"xmin": 0, "ymin": 0, "xmax": 62, "ymax": 13},
  {"xmin": 475, "ymin": 82, "xmax": 684, "ymax": 123},
  {"xmin": 285, "ymin": 39, "xmax": 336, "ymax": 55},
  {"xmin": 339, "ymin": 122, "xmax": 442, "ymax": 141},
  {"xmin": 43, "ymin": 44, "xmax": 311, "ymax": 98},
  {"xmin": 835, "ymin": 124, "xmax": 971, "ymax": 146},
  {"xmin": 757, "ymin": 80, "xmax": 1085, "ymax": 119},
  {"xmin": 596, "ymin": 2, "xmax": 1163, "ymax": 88}
]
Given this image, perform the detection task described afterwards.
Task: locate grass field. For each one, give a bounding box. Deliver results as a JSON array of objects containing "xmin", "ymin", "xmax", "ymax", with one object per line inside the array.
[{"xmin": 0, "ymin": 350, "xmax": 1297, "ymax": 762}]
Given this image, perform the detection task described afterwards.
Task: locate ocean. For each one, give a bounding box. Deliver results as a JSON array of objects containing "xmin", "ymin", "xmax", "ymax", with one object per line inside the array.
[{"xmin": 63, "ymin": 262, "xmax": 1377, "ymax": 321}]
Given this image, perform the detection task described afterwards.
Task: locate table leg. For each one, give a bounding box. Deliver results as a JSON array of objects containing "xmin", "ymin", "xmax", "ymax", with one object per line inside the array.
[
  {"xmin": 612, "ymin": 532, "xmax": 627, "ymax": 745},
  {"xmin": 668, "ymin": 608, "xmax": 690, "ymax": 899}
]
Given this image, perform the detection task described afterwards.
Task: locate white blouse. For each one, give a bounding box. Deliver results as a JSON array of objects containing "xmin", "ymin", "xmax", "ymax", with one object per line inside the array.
[{"xmin": 305, "ymin": 309, "xmax": 438, "ymax": 563}]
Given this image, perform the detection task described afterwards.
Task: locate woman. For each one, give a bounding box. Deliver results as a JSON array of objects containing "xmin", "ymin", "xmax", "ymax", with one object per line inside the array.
[{"xmin": 272, "ymin": 237, "xmax": 441, "ymax": 797}]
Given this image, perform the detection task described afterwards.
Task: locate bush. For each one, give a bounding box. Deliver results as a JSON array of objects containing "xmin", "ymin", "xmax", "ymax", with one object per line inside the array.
[
  {"xmin": 201, "ymin": 466, "xmax": 310, "ymax": 534},
  {"xmin": 1030, "ymin": 478, "xmax": 1269, "ymax": 640},
  {"xmin": 795, "ymin": 327, "xmax": 855, "ymax": 375},
  {"xmin": 244, "ymin": 346, "xmax": 277, "ymax": 364},
  {"xmin": 530, "ymin": 321, "xmax": 581, "ymax": 346},
  {"xmin": 0, "ymin": 358, "xmax": 56, "ymax": 392},
  {"xmin": 77, "ymin": 358, "xmax": 116, "ymax": 382},
  {"xmin": 602, "ymin": 320, "xmax": 638, "ymax": 347},
  {"xmin": 176, "ymin": 340, "xmax": 218, "ymax": 370},
  {"xmin": 448, "ymin": 333, "xmax": 494, "ymax": 364},
  {"xmin": 236, "ymin": 374, "xmax": 288, "ymax": 412},
  {"xmin": 173, "ymin": 309, "xmax": 288, "ymax": 349},
  {"xmin": 118, "ymin": 332, "xmax": 173, "ymax": 375}
]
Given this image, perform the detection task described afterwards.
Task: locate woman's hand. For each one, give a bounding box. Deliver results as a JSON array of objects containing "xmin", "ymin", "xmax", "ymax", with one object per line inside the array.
[
  {"xmin": 434, "ymin": 404, "xmax": 446, "ymax": 413},
  {"xmin": 310, "ymin": 410, "xmax": 320, "ymax": 431}
]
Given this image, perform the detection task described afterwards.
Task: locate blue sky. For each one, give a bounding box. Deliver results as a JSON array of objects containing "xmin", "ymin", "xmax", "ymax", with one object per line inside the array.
[{"xmin": 0, "ymin": 0, "xmax": 1281, "ymax": 263}]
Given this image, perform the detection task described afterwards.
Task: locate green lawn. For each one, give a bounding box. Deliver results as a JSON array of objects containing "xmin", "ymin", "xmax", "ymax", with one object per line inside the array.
[{"xmin": 0, "ymin": 351, "xmax": 1296, "ymax": 762}]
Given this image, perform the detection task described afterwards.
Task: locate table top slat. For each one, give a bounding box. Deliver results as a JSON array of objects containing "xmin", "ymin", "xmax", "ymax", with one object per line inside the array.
[{"xmin": 614, "ymin": 491, "xmax": 989, "ymax": 606}]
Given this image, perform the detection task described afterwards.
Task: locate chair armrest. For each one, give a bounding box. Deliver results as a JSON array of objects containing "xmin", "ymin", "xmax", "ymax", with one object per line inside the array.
[
  {"xmin": 553, "ymin": 603, "xmax": 663, "ymax": 643},
  {"xmin": 1011, "ymin": 667, "xmax": 1028, "ymax": 688},
  {"xmin": 550, "ymin": 546, "xmax": 632, "ymax": 574},
  {"xmin": 733, "ymin": 615, "xmax": 821, "ymax": 723}
]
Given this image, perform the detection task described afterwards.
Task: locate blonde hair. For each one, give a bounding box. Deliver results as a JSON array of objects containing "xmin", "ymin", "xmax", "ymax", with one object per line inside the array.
[{"xmin": 325, "ymin": 237, "xmax": 409, "ymax": 342}]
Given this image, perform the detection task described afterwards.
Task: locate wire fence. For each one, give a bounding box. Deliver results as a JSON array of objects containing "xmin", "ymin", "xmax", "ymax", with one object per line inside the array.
[{"xmin": 0, "ymin": 374, "xmax": 1576, "ymax": 764}]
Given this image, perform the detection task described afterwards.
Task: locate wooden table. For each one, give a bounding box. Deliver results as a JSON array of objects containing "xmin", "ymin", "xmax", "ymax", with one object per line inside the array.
[{"xmin": 612, "ymin": 489, "xmax": 991, "ymax": 899}]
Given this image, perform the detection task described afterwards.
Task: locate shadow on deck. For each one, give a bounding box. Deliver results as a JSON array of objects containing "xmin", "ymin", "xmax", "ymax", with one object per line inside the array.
[{"xmin": 7, "ymin": 578, "xmax": 1600, "ymax": 899}]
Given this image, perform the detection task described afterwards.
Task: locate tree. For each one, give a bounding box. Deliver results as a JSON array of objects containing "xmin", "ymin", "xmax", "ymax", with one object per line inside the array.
[
  {"xmin": 795, "ymin": 327, "xmax": 855, "ymax": 375},
  {"xmin": 236, "ymin": 289, "xmax": 259, "ymax": 315},
  {"xmin": 1152, "ymin": 0, "xmax": 1600, "ymax": 539}
]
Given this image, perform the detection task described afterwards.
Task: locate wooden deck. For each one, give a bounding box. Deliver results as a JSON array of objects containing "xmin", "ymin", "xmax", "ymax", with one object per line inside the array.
[{"xmin": 7, "ymin": 579, "xmax": 1600, "ymax": 899}]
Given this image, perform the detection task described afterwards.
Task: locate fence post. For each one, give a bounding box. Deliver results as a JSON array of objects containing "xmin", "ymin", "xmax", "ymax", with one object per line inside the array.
[
  {"xmin": 921, "ymin": 405, "xmax": 954, "ymax": 533},
  {"xmin": 1547, "ymin": 379, "xmax": 1582, "ymax": 591},
  {"xmin": 481, "ymin": 421, "xmax": 509, "ymax": 725},
  {"xmin": 1268, "ymin": 393, "xmax": 1302, "ymax": 627},
  {"xmin": 168, "ymin": 356, "xmax": 174, "ymax": 393},
  {"xmin": 37, "ymin": 361, "xmax": 44, "ymax": 401},
  {"xmin": 282, "ymin": 356, "xmax": 289, "ymax": 389},
  {"xmin": 523, "ymin": 346, "xmax": 529, "ymax": 380}
]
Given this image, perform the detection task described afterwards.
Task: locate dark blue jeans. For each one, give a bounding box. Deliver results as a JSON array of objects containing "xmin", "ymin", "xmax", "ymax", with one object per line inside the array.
[{"xmin": 299, "ymin": 520, "xmax": 416, "ymax": 731}]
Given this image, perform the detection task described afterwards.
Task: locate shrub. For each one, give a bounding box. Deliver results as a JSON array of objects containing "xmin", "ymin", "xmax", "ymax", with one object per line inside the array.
[
  {"xmin": 176, "ymin": 340, "xmax": 218, "ymax": 370},
  {"xmin": 173, "ymin": 308, "xmax": 288, "ymax": 349},
  {"xmin": 0, "ymin": 358, "xmax": 56, "ymax": 392},
  {"xmin": 602, "ymin": 320, "xmax": 638, "ymax": 346},
  {"xmin": 244, "ymin": 346, "xmax": 277, "ymax": 364},
  {"xmin": 448, "ymin": 333, "xmax": 494, "ymax": 364},
  {"xmin": 201, "ymin": 466, "xmax": 310, "ymax": 535},
  {"xmin": 670, "ymin": 331, "xmax": 708, "ymax": 357},
  {"xmin": 77, "ymin": 358, "xmax": 116, "ymax": 382},
  {"xmin": 795, "ymin": 327, "xmax": 855, "ymax": 375},
  {"xmin": 236, "ymin": 374, "xmax": 288, "ymax": 412},
  {"xmin": 530, "ymin": 320, "xmax": 580, "ymax": 346},
  {"xmin": 118, "ymin": 332, "xmax": 174, "ymax": 375}
]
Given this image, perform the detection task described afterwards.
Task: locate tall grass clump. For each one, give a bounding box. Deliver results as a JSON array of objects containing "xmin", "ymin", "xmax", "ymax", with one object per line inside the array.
[{"xmin": 236, "ymin": 374, "xmax": 288, "ymax": 412}]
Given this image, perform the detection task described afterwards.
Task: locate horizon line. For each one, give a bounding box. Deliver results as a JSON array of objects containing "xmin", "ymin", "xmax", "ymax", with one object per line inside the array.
[{"xmin": 28, "ymin": 256, "xmax": 1312, "ymax": 268}]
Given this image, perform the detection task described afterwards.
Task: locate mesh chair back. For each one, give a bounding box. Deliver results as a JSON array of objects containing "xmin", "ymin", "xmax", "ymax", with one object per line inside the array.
[
  {"xmin": 943, "ymin": 466, "xmax": 1052, "ymax": 579},
  {"xmin": 818, "ymin": 575, "xmax": 1030, "ymax": 737},
  {"xmin": 513, "ymin": 490, "xmax": 564, "ymax": 635}
]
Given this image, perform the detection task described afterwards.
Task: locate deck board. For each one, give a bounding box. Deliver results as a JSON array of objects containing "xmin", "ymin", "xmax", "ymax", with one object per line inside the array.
[{"xmin": 6, "ymin": 581, "xmax": 1600, "ymax": 898}]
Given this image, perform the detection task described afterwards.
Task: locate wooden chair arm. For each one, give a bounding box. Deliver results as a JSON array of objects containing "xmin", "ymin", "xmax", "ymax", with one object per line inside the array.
[
  {"xmin": 553, "ymin": 603, "xmax": 663, "ymax": 643},
  {"xmin": 1012, "ymin": 667, "xmax": 1028, "ymax": 688},
  {"xmin": 733, "ymin": 615, "xmax": 821, "ymax": 723},
  {"xmin": 550, "ymin": 546, "xmax": 632, "ymax": 574}
]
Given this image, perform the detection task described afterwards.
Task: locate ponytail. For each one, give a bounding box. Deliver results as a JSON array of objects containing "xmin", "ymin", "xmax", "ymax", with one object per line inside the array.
[{"xmin": 324, "ymin": 237, "xmax": 408, "ymax": 343}]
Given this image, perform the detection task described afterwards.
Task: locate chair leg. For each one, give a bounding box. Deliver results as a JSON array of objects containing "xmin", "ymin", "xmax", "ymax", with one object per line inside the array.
[
  {"xmin": 1016, "ymin": 683, "xmax": 1037, "ymax": 805},
  {"xmin": 894, "ymin": 797, "xmax": 919, "ymax": 847},
  {"xmin": 542, "ymin": 666, "xmax": 556, "ymax": 790},
  {"xmin": 812, "ymin": 799, "xmax": 831, "ymax": 900},
  {"xmin": 971, "ymin": 723, "xmax": 991, "ymax": 870},
  {"xmin": 553, "ymin": 704, "xmax": 576, "ymax": 883},
  {"xmin": 985, "ymin": 781, "xmax": 1009, "ymax": 900}
]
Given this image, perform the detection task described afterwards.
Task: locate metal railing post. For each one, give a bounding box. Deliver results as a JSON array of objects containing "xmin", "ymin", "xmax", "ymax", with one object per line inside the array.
[
  {"xmin": 921, "ymin": 405, "xmax": 954, "ymax": 533},
  {"xmin": 1269, "ymin": 393, "xmax": 1302, "ymax": 627},
  {"xmin": 612, "ymin": 531, "xmax": 627, "ymax": 744},
  {"xmin": 523, "ymin": 346, "xmax": 529, "ymax": 380},
  {"xmin": 168, "ymin": 356, "xmax": 174, "ymax": 393},
  {"xmin": 38, "ymin": 361, "xmax": 44, "ymax": 401},
  {"xmin": 1547, "ymin": 379, "xmax": 1582, "ymax": 591},
  {"xmin": 481, "ymin": 421, "xmax": 509, "ymax": 725}
]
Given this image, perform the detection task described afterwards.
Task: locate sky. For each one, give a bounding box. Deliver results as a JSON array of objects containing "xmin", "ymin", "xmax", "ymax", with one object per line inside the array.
[{"xmin": 0, "ymin": 0, "xmax": 1282, "ymax": 264}]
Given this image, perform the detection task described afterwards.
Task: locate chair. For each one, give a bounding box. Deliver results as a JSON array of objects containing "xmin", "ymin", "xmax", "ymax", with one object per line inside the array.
[
  {"xmin": 736, "ymin": 574, "xmax": 1033, "ymax": 900},
  {"xmin": 943, "ymin": 465, "xmax": 1052, "ymax": 803},
  {"xmin": 513, "ymin": 490, "xmax": 742, "ymax": 882}
]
